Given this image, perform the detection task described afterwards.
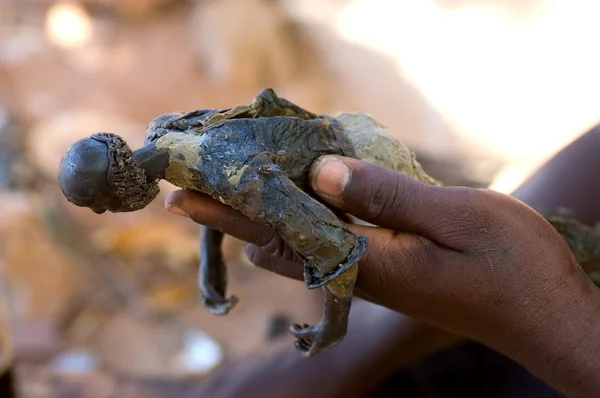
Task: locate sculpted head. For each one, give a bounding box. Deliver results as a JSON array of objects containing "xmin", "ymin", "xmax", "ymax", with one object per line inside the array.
[{"xmin": 58, "ymin": 133, "xmax": 160, "ymax": 213}]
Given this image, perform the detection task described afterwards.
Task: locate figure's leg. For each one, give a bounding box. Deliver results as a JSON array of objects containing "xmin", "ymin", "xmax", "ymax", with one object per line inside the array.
[
  {"xmin": 253, "ymin": 88, "xmax": 318, "ymax": 120},
  {"xmin": 291, "ymin": 264, "xmax": 358, "ymax": 356},
  {"xmin": 228, "ymin": 153, "xmax": 367, "ymax": 356},
  {"xmin": 335, "ymin": 113, "xmax": 441, "ymax": 186},
  {"xmin": 199, "ymin": 225, "xmax": 239, "ymax": 315}
]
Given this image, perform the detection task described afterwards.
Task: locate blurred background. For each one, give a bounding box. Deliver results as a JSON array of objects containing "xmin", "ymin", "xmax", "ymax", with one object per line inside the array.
[{"xmin": 0, "ymin": 0, "xmax": 599, "ymax": 396}]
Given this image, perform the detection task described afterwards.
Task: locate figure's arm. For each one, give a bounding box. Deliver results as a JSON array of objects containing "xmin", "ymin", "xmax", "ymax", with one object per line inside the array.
[{"xmin": 198, "ymin": 225, "xmax": 239, "ymax": 315}]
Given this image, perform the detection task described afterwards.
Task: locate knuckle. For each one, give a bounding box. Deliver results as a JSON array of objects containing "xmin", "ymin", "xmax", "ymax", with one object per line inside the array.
[
  {"xmin": 260, "ymin": 233, "xmax": 287, "ymax": 258},
  {"xmin": 245, "ymin": 244, "xmax": 266, "ymax": 267},
  {"xmin": 452, "ymin": 189, "xmax": 496, "ymax": 233},
  {"xmin": 361, "ymin": 258, "xmax": 395, "ymax": 299},
  {"xmin": 364, "ymin": 180, "xmax": 388, "ymax": 221},
  {"xmin": 394, "ymin": 237, "xmax": 438, "ymax": 287},
  {"xmin": 450, "ymin": 189, "xmax": 525, "ymax": 252},
  {"xmin": 245, "ymin": 244, "xmax": 285, "ymax": 275},
  {"xmin": 365, "ymin": 174, "xmax": 411, "ymax": 224},
  {"xmin": 359, "ymin": 233, "xmax": 435, "ymax": 299},
  {"xmin": 372, "ymin": 249, "xmax": 399, "ymax": 292},
  {"xmin": 355, "ymin": 236, "xmax": 394, "ymax": 296}
]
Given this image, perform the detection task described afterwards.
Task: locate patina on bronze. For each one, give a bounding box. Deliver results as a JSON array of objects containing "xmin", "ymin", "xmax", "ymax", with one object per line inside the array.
[{"xmin": 57, "ymin": 88, "xmax": 600, "ymax": 357}]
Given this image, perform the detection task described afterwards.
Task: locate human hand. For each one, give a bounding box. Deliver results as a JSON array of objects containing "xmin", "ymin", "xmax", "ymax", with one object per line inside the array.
[{"xmin": 165, "ymin": 155, "xmax": 600, "ymax": 397}]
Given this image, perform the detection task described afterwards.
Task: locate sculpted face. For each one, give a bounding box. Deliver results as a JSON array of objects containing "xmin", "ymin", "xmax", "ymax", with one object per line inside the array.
[{"xmin": 57, "ymin": 136, "xmax": 124, "ymax": 213}]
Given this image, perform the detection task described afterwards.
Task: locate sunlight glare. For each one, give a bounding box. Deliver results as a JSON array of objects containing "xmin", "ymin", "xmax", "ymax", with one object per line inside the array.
[
  {"xmin": 334, "ymin": 0, "xmax": 600, "ymax": 168},
  {"xmin": 45, "ymin": 1, "xmax": 92, "ymax": 49}
]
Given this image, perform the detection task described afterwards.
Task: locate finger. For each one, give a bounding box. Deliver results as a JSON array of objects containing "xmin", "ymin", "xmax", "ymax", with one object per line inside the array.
[
  {"xmin": 165, "ymin": 189, "xmax": 280, "ymax": 248},
  {"xmin": 245, "ymin": 221, "xmax": 452, "ymax": 307},
  {"xmin": 244, "ymin": 243, "xmax": 304, "ymax": 281},
  {"xmin": 309, "ymin": 155, "xmax": 474, "ymax": 242},
  {"xmin": 346, "ymin": 224, "xmax": 454, "ymax": 308}
]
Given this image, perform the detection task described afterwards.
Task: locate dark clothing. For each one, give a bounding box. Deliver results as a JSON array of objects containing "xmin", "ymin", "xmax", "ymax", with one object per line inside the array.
[{"xmin": 372, "ymin": 341, "xmax": 563, "ymax": 398}]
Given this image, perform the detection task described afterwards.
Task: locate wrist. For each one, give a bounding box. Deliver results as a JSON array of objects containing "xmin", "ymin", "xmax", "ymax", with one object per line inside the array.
[{"xmin": 494, "ymin": 272, "xmax": 600, "ymax": 397}]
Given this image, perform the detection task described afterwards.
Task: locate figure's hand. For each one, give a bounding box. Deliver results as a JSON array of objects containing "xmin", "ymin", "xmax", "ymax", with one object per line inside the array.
[{"xmin": 165, "ymin": 155, "xmax": 600, "ymax": 397}]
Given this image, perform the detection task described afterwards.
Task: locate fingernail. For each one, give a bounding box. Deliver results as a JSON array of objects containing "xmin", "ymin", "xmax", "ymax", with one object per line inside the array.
[
  {"xmin": 165, "ymin": 203, "xmax": 189, "ymax": 218},
  {"xmin": 310, "ymin": 156, "xmax": 350, "ymax": 198}
]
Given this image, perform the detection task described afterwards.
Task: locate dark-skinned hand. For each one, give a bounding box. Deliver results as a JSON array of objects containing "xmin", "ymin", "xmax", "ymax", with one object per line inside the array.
[{"xmin": 166, "ymin": 155, "xmax": 600, "ymax": 398}]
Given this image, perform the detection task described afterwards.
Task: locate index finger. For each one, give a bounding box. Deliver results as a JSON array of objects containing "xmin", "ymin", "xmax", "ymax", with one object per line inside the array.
[{"xmin": 165, "ymin": 189, "xmax": 279, "ymax": 248}]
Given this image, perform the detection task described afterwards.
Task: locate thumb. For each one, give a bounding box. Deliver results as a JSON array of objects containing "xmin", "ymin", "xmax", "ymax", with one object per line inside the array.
[{"xmin": 309, "ymin": 155, "xmax": 472, "ymax": 241}]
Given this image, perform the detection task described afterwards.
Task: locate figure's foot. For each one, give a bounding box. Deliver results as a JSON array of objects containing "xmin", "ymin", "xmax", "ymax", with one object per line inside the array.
[
  {"xmin": 290, "ymin": 323, "xmax": 343, "ymax": 357},
  {"xmin": 202, "ymin": 295, "xmax": 239, "ymax": 316}
]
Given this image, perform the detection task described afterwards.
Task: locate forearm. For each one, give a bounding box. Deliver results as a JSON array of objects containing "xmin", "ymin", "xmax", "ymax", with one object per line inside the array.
[
  {"xmin": 512, "ymin": 124, "xmax": 600, "ymax": 226},
  {"xmin": 487, "ymin": 273, "xmax": 600, "ymax": 397},
  {"xmin": 503, "ymin": 123, "xmax": 600, "ymax": 396}
]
